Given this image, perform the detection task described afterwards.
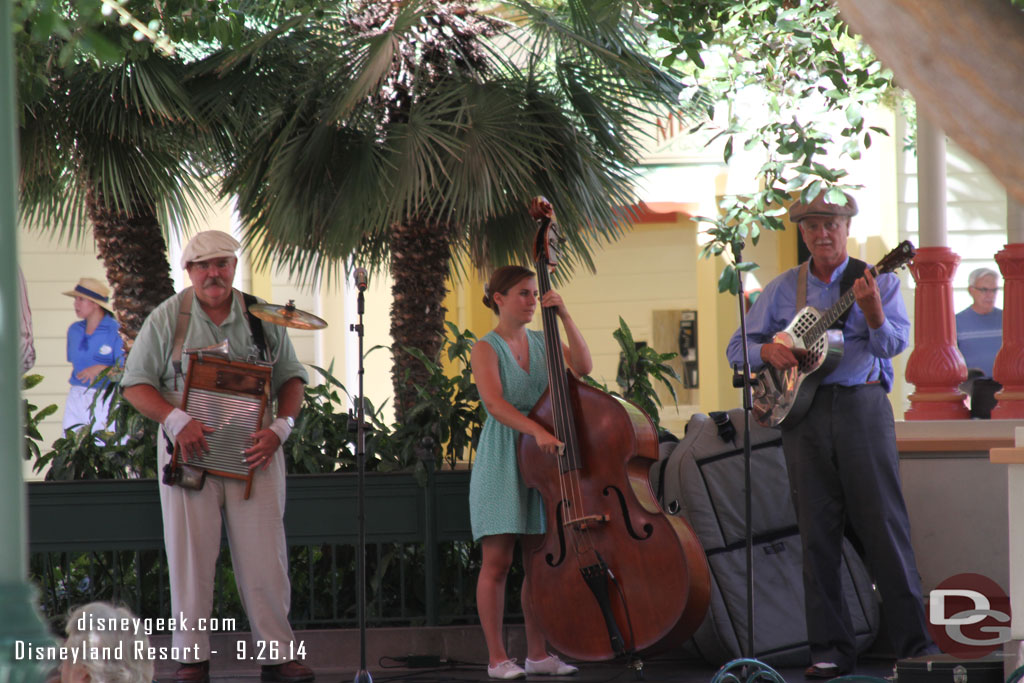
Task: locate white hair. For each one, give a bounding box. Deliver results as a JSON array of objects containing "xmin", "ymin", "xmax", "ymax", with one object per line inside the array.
[
  {"xmin": 64, "ymin": 602, "xmax": 154, "ymax": 683},
  {"xmin": 968, "ymin": 267, "xmax": 999, "ymax": 287}
]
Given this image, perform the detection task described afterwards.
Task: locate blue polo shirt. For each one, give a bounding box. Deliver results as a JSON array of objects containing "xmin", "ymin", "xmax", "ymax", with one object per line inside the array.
[
  {"xmin": 67, "ymin": 314, "xmax": 125, "ymax": 388},
  {"xmin": 956, "ymin": 307, "xmax": 1002, "ymax": 378}
]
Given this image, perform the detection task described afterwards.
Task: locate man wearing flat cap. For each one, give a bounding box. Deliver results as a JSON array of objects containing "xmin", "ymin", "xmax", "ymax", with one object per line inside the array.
[
  {"xmin": 727, "ymin": 192, "xmax": 935, "ymax": 675},
  {"xmin": 122, "ymin": 231, "xmax": 314, "ymax": 683}
]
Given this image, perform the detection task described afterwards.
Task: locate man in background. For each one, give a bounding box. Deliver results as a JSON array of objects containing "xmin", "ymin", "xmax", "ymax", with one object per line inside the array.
[{"xmin": 956, "ymin": 267, "xmax": 1002, "ymax": 378}]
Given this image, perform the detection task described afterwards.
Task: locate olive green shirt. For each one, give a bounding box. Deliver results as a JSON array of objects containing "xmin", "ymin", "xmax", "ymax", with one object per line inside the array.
[{"xmin": 122, "ymin": 289, "xmax": 308, "ymax": 398}]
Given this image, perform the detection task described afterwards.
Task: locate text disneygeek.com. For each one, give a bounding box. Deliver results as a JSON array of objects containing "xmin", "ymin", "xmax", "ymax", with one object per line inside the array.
[{"xmin": 14, "ymin": 612, "xmax": 238, "ymax": 663}]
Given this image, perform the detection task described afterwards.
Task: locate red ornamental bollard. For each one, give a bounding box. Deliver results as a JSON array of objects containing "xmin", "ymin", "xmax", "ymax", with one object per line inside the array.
[
  {"xmin": 992, "ymin": 243, "xmax": 1024, "ymax": 418},
  {"xmin": 905, "ymin": 246, "xmax": 971, "ymax": 420}
]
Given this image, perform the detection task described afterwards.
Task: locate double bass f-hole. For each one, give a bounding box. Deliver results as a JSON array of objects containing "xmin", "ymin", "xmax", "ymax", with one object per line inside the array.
[
  {"xmin": 603, "ymin": 485, "xmax": 655, "ymax": 541},
  {"xmin": 516, "ymin": 196, "xmax": 711, "ymax": 662},
  {"xmin": 547, "ymin": 486, "xmax": 654, "ymax": 568}
]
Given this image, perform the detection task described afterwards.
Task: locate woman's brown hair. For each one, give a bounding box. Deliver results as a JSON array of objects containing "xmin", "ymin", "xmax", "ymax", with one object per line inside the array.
[{"xmin": 482, "ymin": 266, "xmax": 535, "ymax": 314}]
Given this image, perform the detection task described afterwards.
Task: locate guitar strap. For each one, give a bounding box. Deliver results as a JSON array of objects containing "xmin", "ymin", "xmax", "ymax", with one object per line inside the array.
[{"xmin": 797, "ymin": 257, "xmax": 868, "ymax": 329}]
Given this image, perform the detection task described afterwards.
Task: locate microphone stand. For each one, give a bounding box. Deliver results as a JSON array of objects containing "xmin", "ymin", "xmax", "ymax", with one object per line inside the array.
[
  {"xmin": 732, "ymin": 240, "xmax": 756, "ymax": 661},
  {"xmin": 713, "ymin": 244, "xmax": 782, "ymax": 683},
  {"xmin": 350, "ymin": 283, "xmax": 372, "ymax": 683}
]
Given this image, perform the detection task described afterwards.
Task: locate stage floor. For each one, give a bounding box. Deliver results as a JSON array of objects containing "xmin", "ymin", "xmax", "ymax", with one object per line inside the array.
[
  {"xmin": 191, "ymin": 656, "xmax": 898, "ymax": 683},
  {"xmin": 151, "ymin": 627, "xmax": 900, "ymax": 683}
]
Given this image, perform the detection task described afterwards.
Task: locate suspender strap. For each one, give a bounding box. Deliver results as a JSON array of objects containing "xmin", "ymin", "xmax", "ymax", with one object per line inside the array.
[
  {"xmin": 171, "ymin": 288, "xmax": 194, "ymax": 390},
  {"xmin": 796, "ymin": 261, "xmax": 810, "ymax": 310},
  {"xmin": 170, "ymin": 288, "xmax": 269, "ymax": 389},
  {"xmin": 238, "ymin": 290, "xmax": 269, "ymax": 362}
]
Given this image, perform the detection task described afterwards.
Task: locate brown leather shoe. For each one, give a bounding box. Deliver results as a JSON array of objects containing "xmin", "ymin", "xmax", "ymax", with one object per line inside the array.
[
  {"xmin": 261, "ymin": 661, "xmax": 315, "ymax": 683},
  {"xmin": 804, "ymin": 664, "xmax": 843, "ymax": 680},
  {"xmin": 172, "ymin": 661, "xmax": 210, "ymax": 683}
]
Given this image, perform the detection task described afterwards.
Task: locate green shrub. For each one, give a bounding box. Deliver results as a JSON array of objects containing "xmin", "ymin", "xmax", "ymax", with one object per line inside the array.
[
  {"xmin": 387, "ymin": 322, "xmax": 485, "ymax": 477},
  {"xmin": 583, "ymin": 316, "xmax": 680, "ymax": 432},
  {"xmin": 285, "ymin": 361, "xmax": 393, "ymax": 474},
  {"xmin": 22, "ymin": 373, "xmax": 58, "ymax": 463},
  {"xmin": 30, "ymin": 384, "xmax": 158, "ymax": 480}
]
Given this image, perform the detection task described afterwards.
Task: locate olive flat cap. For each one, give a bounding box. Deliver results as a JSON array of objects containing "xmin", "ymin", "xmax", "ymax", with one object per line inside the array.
[
  {"xmin": 789, "ymin": 191, "xmax": 859, "ymax": 223},
  {"xmin": 180, "ymin": 231, "xmax": 242, "ymax": 268}
]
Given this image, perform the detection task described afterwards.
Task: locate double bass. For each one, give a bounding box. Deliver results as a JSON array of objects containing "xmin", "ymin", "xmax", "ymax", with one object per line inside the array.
[{"xmin": 517, "ymin": 197, "xmax": 711, "ymax": 662}]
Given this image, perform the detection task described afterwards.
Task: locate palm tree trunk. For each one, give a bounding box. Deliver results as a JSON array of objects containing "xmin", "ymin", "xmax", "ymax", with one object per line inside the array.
[
  {"xmin": 389, "ymin": 217, "xmax": 451, "ymax": 422},
  {"xmin": 85, "ymin": 189, "xmax": 175, "ymax": 349}
]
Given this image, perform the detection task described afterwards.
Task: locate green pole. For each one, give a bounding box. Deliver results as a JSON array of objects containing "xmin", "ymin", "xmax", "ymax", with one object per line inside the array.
[{"xmin": 0, "ymin": 3, "xmax": 59, "ymax": 682}]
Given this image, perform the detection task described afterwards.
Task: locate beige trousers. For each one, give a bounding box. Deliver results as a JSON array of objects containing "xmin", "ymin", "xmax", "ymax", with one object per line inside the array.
[{"xmin": 157, "ymin": 391, "xmax": 296, "ymax": 663}]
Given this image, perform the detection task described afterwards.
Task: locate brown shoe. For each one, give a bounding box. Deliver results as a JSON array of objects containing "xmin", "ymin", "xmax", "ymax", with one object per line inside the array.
[
  {"xmin": 261, "ymin": 661, "xmax": 315, "ymax": 683},
  {"xmin": 804, "ymin": 664, "xmax": 843, "ymax": 680},
  {"xmin": 172, "ymin": 661, "xmax": 210, "ymax": 683}
]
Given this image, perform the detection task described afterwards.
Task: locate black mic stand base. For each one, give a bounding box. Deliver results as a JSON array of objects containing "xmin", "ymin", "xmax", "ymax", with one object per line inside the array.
[{"xmin": 711, "ymin": 658, "xmax": 787, "ymax": 683}]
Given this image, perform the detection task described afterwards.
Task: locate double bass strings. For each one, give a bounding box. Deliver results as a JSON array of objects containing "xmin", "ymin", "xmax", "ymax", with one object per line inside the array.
[{"xmin": 537, "ymin": 262, "xmax": 591, "ymax": 560}]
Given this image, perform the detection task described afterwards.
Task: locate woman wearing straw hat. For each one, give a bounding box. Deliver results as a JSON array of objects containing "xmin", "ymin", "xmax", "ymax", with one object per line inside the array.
[{"xmin": 62, "ymin": 277, "xmax": 125, "ymax": 433}]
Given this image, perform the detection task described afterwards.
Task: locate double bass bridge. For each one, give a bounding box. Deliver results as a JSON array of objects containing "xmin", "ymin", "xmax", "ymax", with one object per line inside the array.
[{"xmin": 562, "ymin": 514, "xmax": 609, "ymax": 531}]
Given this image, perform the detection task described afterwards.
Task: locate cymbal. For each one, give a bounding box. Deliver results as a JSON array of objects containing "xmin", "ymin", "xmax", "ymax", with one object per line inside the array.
[{"xmin": 248, "ymin": 300, "xmax": 327, "ymax": 330}]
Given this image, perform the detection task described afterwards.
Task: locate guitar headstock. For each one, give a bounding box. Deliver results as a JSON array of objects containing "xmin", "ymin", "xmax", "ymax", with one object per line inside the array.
[
  {"xmin": 530, "ymin": 196, "xmax": 562, "ymax": 273},
  {"xmin": 877, "ymin": 240, "xmax": 916, "ymax": 274}
]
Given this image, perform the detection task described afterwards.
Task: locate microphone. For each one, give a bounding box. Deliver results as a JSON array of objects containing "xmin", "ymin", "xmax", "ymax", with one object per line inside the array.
[{"xmin": 354, "ymin": 267, "xmax": 368, "ymax": 292}]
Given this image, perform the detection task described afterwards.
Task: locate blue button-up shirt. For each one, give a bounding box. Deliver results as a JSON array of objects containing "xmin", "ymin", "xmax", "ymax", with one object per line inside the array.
[{"xmin": 726, "ymin": 256, "xmax": 910, "ymax": 391}]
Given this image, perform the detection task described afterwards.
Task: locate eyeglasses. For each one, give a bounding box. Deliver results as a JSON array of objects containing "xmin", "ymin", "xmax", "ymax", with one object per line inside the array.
[
  {"xmin": 800, "ymin": 221, "xmax": 846, "ymax": 234},
  {"xmin": 189, "ymin": 258, "xmax": 234, "ymax": 272},
  {"xmin": 971, "ymin": 286, "xmax": 999, "ymax": 294}
]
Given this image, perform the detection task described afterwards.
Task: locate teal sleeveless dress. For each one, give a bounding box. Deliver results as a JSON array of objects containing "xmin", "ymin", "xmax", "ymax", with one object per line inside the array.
[{"xmin": 469, "ymin": 329, "xmax": 549, "ymax": 541}]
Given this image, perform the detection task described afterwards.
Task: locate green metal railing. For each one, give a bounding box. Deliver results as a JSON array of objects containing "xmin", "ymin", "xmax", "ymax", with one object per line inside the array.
[{"xmin": 27, "ymin": 471, "xmax": 490, "ymax": 631}]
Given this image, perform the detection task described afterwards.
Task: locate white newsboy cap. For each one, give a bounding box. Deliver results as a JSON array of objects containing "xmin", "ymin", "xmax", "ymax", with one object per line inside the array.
[{"xmin": 180, "ymin": 231, "xmax": 242, "ymax": 268}]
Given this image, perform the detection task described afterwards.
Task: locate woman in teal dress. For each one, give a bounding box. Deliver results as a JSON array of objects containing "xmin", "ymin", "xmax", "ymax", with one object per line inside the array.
[{"xmin": 469, "ymin": 265, "xmax": 593, "ymax": 680}]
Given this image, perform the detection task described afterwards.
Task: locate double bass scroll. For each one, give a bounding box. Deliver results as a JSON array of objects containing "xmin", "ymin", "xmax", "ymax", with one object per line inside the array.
[{"xmin": 516, "ymin": 197, "xmax": 710, "ymax": 662}]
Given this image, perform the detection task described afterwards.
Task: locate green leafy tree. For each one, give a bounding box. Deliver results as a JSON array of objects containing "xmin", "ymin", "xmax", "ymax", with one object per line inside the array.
[
  {"xmin": 13, "ymin": 0, "xmax": 319, "ymax": 340},
  {"xmin": 642, "ymin": 0, "xmax": 902, "ymax": 291},
  {"xmin": 201, "ymin": 0, "xmax": 693, "ymax": 420}
]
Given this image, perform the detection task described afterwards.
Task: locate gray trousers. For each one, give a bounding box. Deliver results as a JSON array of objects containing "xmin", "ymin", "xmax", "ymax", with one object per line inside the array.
[{"xmin": 781, "ymin": 384, "xmax": 932, "ymax": 669}]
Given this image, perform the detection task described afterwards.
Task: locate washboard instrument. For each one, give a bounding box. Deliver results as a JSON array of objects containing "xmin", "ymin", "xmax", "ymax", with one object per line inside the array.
[
  {"xmin": 175, "ymin": 345, "xmax": 272, "ymax": 499},
  {"xmin": 751, "ymin": 240, "xmax": 916, "ymax": 429}
]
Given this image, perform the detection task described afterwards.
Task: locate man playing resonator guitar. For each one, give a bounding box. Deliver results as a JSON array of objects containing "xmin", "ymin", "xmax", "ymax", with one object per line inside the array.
[{"xmin": 726, "ymin": 191, "xmax": 937, "ymax": 677}]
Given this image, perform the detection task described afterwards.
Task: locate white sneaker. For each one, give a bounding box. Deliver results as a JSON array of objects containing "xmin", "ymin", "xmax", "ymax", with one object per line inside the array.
[
  {"xmin": 488, "ymin": 659, "xmax": 526, "ymax": 680},
  {"xmin": 525, "ymin": 654, "xmax": 579, "ymax": 676}
]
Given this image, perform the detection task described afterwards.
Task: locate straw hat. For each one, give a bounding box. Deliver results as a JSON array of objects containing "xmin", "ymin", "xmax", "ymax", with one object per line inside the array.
[{"xmin": 63, "ymin": 277, "xmax": 113, "ymax": 312}]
